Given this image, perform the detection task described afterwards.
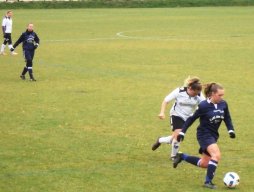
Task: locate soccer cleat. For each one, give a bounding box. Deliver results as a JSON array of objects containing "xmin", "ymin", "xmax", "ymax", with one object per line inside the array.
[
  {"xmin": 30, "ymin": 78, "xmax": 36, "ymax": 81},
  {"xmin": 0, "ymin": 52, "xmax": 7, "ymax": 55},
  {"xmin": 173, "ymin": 152, "xmax": 183, "ymax": 168},
  {"xmin": 11, "ymin": 51, "xmax": 18, "ymax": 55},
  {"xmin": 170, "ymin": 156, "xmax": 175, "ymax": 161},
  {"xmin": 20, "ymin": 75, "xmax": 25, "ymax": 80},
  {"xmin": 152, "ymin": 138, "xmax": 161, "ymax": 151},
  {"xmin": 203, "ymin": 181, "xmax": 217, "ymax": 189}
]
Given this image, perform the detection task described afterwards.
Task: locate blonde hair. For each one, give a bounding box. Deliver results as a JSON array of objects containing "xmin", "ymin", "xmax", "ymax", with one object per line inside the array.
[{"xmin": 183, "ymin": 76, "xmax": 202, "ymax": 91}]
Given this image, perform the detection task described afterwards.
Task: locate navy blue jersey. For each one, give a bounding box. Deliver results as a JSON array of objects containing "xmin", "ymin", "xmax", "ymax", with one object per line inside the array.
[
  {"xmin": 181, "ymin": 99, "xmax": 234, "ymax": 140},
  {"xmin": 13, "ymin": 30, "xmax": 40, "ymax": 50}
]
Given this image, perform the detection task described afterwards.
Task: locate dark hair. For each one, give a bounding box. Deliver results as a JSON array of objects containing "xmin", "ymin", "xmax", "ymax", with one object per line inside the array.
[{"xmin": 204, "ymin": 83, "xmax": 223, "ymax": 98}]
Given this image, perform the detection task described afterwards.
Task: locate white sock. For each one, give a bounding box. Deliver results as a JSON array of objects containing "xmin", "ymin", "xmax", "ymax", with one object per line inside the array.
[
  {"xmin": 159, "ymin": 136, "xmax": 173, "ymax": 144},
  {"xmin": 8, "ymin": 44, "xmax": 14, "ymax": 51},
  {"xmin": 1, "ymin": 44, "xmax": 5, "ymax": 53},
  {"xmin": 171, "ymin": 139, "xmax": 180, "ymax": 157}
]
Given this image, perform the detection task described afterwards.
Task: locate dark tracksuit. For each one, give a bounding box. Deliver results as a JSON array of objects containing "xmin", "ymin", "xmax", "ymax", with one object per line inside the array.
[{"xmin": 13, "ymin": 30, "xmax": 40, "ymax": 80}]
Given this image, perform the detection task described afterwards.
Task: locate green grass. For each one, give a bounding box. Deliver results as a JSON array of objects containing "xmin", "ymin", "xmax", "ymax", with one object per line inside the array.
[{"xmin": 0, "ymin": 7, "xmax": 254, "ymax": 192}]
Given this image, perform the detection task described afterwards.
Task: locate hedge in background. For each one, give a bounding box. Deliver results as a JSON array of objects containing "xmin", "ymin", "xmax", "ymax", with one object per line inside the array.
[{"xmin": 0, "ymin": 0, "xmax": 254, "ymax": 9}]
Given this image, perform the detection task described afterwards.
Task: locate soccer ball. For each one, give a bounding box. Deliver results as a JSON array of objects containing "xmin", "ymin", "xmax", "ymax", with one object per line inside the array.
[{"xmin": 223, "ymin": 172, "xmax": 240, "ymax": 188}]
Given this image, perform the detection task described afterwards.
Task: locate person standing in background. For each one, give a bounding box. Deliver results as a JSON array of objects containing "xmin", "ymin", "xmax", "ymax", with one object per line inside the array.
[
  {"xmin": 11, "ymin": 23, "xmax": 40, "ymax": 81},
  {"xmin": 1, "ymin": 10, "xmax": 18, "ymax": 55}
]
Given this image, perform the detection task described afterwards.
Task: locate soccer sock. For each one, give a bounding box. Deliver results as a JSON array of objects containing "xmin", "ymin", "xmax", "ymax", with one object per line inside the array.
[
  {"xmin": 158, "ymin": 136, "xmax": 172, "ymax": 144},
  {"xmin": 182, "ymin": 154, "xmax": 201, "ymax": 167},
  {"xmin": 205, "ymin": 160, "xmax": 218, "ymax": 183},
  {"xmin": 8, "ymin": 44, "xmax": 13, "ymax": 49},
  {"xmin": 0, "ymin": 44, "xmax": 5, "ymax": 52},
  {"xmin": 171, "ymin": 139, "xmax": 180, "ymax": 157},
  {"xmin": 28, "ymin": 67, "xmax": 34, "ymax": 79},
  {"xmin": 21, "ymin": 67, "xmax": 28, "ymax": 76}
]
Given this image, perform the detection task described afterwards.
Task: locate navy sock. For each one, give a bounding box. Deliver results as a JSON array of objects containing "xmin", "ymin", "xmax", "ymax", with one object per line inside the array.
[
  {"xmin": 182, "ymin": 154, "xmax": 201, "ymax": 167},
  {"xmin": 205, "ymin": 160, "xmax": 218, "ymax": 183},
  {"xmin": 21, "ymin": 67, "xmax": 28, "ymax": 76}
]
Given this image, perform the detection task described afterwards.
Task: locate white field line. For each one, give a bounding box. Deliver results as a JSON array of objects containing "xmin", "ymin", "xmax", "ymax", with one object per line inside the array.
[
  {"xmin": 43, "ymin": 30, "xmax": 247, "ymax": 43},
  {"xmin": 44, "ymin": 37, "xmax": 119, "ymax": 42},
  {"xmin": 116, "ymin": 30, "xmax": 226, "ymax": 42}
]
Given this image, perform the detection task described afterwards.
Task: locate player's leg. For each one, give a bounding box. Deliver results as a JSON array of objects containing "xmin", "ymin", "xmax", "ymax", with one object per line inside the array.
[
  {"xmin": 152, "ymin": 135, "xmax": 173, "ymax": 151},
  {"xmin": 152, "ymin": 115, "xmax": 174, "ymax": 151},
  {"xmin": 7, "ymin": 34, "xmax": 17, "ymax": 55},
  {"xmin": 203, "ymin": 143, "xmax": 220, "ymax": 189},
  {"xmin": 20, "ymin": 51, "xmax": 28, "ymax": 80},
  {"xmin": 171, "ymin": 128, "xmax": 181, "ymax": 160},
  {"xmin": 173, "ymin": 147, "xmax": 210, "ymax": 168},
  {"xmin": 25, "ymin": 50, "xmax": 36, "ymax": 81},
  {"xmin": 0, "ymin": 34, "xmax": 8, "ymax": 55},
  {"xmin": 170, "ymin": 116, "xmax": 185, "ymax": 160}
]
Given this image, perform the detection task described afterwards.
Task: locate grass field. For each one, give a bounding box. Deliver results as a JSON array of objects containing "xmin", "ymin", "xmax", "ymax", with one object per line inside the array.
[{"xmin": 1, "ymin": 7, "xmax": 254, "ymax": 192}]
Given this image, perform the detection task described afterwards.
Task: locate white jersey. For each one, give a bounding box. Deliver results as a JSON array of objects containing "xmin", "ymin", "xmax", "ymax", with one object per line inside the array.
[
  {"xmin": 2, "ymin": 16, "xmax": 12, "ymax": 33},
  {"xmin": 164, "ymin": 87, "xmax": 205, "ymax": 121}
]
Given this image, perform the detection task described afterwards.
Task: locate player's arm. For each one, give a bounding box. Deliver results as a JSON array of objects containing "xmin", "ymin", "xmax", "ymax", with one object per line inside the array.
[
  {"xmin": 2, "ymin": 26, "xmax": 5, "ymax": 35},
  {"xmin": 34, "ymin": 33, "xmax": 40, "ymax": 49},
  {"xmin": 12, "ymin": 33, "xmax": 24, "ymax": 49},
  {"xmin": 224, "ymin": 102, "xmax": 236, "ymax": 138},
  {"xmin": 158, "ymin": 100, "xmax": 168, "ymax": 119},
  {"xmin": 177, "ymin": 105, "xmax": 201, "ymax": 141},
  {"xmin": 158, "ymin": 88, "xmax": 178, "ymax": 119},
  {"xmin": 2, "ymin": 19, "xmax": 6, "ymax": 35}
]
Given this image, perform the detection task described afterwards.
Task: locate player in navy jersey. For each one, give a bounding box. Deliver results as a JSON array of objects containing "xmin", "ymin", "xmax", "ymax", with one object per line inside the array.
[
  {"xmin": 152, "ymin": 77, "xmax": 205, "ymax": 160},
  {"xmin": 173, "ymin": 83, "xmax": 236, "ymax": 189},
  {"xmin": 11, "ymin": 23, "xmax": 40, "ymax": 81}
]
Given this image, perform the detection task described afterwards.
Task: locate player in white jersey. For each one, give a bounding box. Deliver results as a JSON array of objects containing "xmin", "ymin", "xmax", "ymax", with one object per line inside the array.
[
  {"xmin": 1, "ymin": 10, "xmax": 18, "ymax": 55},
  {"xmin": 152, "ymin": 77, "xmax": 205, "ymax": 160}
]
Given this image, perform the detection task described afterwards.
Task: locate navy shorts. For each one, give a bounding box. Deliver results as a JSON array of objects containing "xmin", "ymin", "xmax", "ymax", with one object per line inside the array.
[
  {"xmin": 170, "ymin": 115, "xmax": 185, "ymax": 131},
  {"xmin": 197, "ymin": 135, "xmax": 217, "ymax": 157},
  {"xmin": 3, "ymin": 33, "xmax": 12, "ymax": 44}
]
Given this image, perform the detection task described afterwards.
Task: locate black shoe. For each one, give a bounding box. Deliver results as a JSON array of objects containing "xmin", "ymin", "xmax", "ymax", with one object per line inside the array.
[
  {"xmin": 173, "ymin": 152, "xmax": 183, "ymax": 168},
  {"xmin": 203, "ymin": 181, "xmax": 217, "ymax": 189},
  {"xmin": 20, "ymin": 75, "xmax": 25, "ymax": 80},
  {"xmin": 30, "ymin": 78, "xmax": 36, "ymax": 81},
  {"xmin": 152, "ymin": 138, "xmax": 161, "ymax": 151}
]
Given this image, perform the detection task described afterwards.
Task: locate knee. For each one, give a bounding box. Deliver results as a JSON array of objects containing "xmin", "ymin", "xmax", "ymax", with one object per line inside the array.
[
  {"xmin": 199, "ymin": 160, "xmax": 209, "ymax": 168},
  {"xmin": 26, "ymin": 60, "xmax": 32, "ymax": 66},
  {"xmin": 211, "ymin": 153, "xmax": 221, "ymax": 162}
]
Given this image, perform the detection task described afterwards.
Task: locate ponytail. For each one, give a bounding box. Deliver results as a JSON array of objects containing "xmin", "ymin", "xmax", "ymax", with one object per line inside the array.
[
  {"xmin": 184, "ymin": 76, "xmax": 202, "ymax": 91},
  {"xmin": 204, "ymin": 83, "xmax": 223, "ymax": 98}
]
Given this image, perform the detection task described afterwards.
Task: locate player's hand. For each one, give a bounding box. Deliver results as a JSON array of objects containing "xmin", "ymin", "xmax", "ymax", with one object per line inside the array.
[
  {"xmin": 177, "ymin": 132, "xmax": 185, "ymax": 142},
  {"xmin": 34, "ymin": 43, "xmax": 39, "ymax": 49},
  {"xmin": 10, "ymin": 48, "xmax": 14, "ymax": 52},
  {"xmin": 229, "ymin": 131, "xmax": 236, "ymax": 139},
  {"xmin": 158, "ymin": 113, "xmax": 165, "ymax": 119}
]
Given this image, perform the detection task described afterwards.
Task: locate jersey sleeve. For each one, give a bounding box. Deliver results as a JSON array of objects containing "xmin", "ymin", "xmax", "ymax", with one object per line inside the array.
[
  {"xmin": 34, "ymin": 32, "xmax": 40, "ymax": 44},
  {"xmin": 164, "ymin": 88, "xmax": 179, "ymax": 103},
  {"xmin": 181, "ymin": 103, "xmax": 202, "ymax": 133},
  {"xmin": 2, "ymin": 18, "xmax": 6, "ymax": 26},
  {"xmin": 2, "ymin": 18, "xmax": 6, "ymax": 33},
  {"xmin": 13, "ymin": 33, "xmax": 25, "ymax": 48},
  {"xmin": 223, "ymin": 102, "xmax": 234, "ymax": 131}
]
